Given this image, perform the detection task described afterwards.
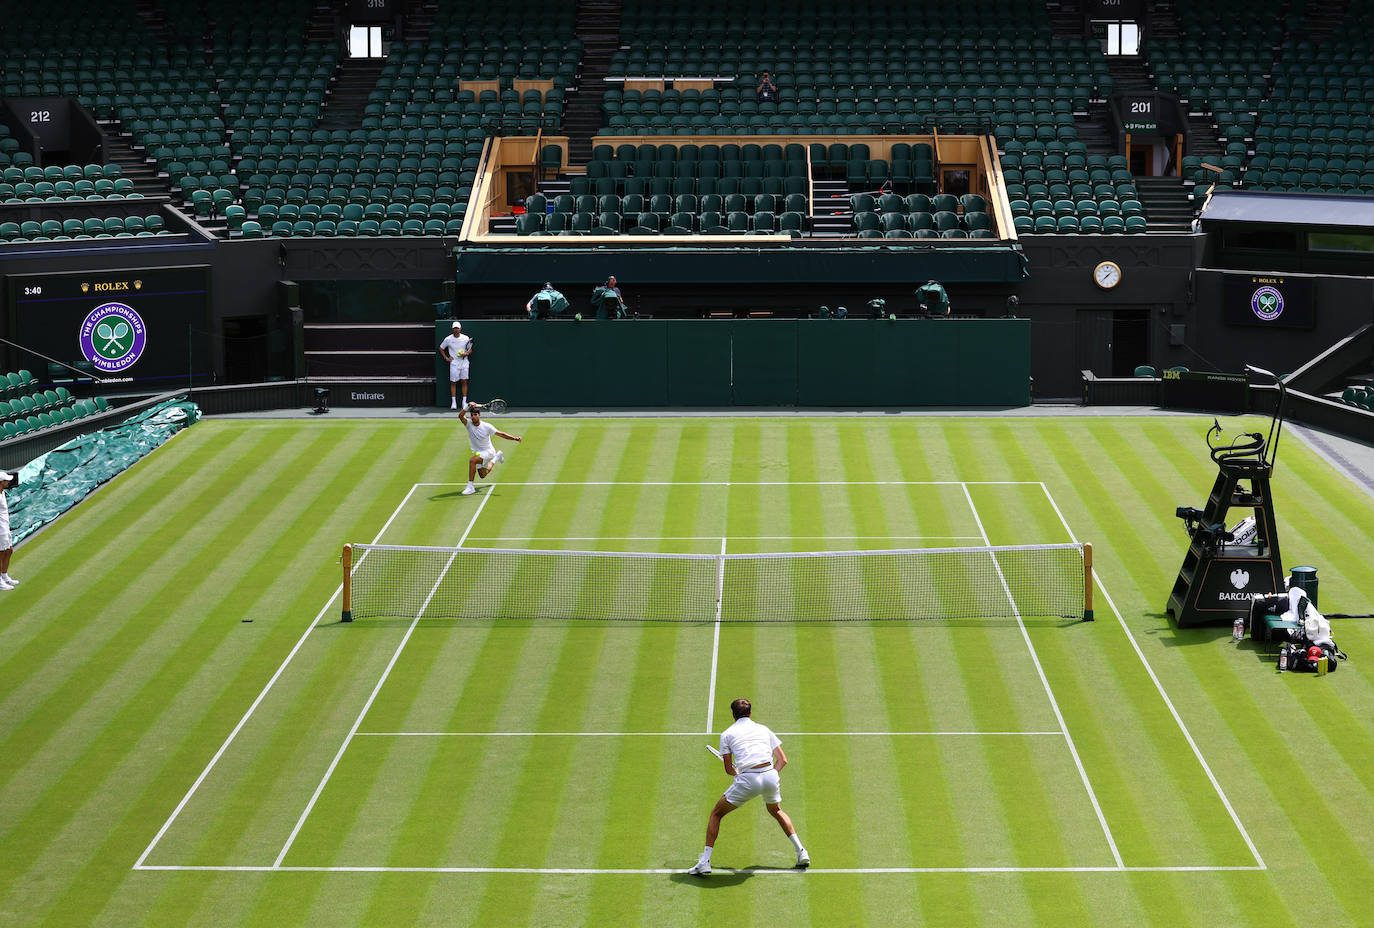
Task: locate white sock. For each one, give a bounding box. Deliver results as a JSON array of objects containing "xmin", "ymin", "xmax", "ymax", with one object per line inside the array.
[
  {"xmin": 789, "ymin": 834, "xmax": 804, "ymax": 852},
  {"xmin": 700, "ymin": 845, "xmax": 713, "ymax": 862}
]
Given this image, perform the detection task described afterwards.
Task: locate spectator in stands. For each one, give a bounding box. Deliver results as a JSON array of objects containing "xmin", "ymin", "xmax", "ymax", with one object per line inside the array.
[
  {"xmin": 756, "ymin": 71, "xmax": 778, "ymax": 103},
  {"xmin": 0, "ymin": 471, "xmax": 16, "ymax": 590}
]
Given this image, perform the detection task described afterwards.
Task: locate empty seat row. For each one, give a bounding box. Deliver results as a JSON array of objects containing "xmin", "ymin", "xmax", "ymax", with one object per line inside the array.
[
  {"xmin": 516, "ymin": 210, "xmax": 809, "ymax": 236},
  {"xmin": 535, "ymin": 192, "xmax": 809, "ymax": 217},
  {"xmin": 1, "ymin": 388, "xmax": 74, "ymax": 420},
  {"xmin": 0, "ymin": 216, "xmax": 169, "ymax": 241},
  {"xmin": 240, "ymin": 218, "xmax": 466, "ymax": 238}
]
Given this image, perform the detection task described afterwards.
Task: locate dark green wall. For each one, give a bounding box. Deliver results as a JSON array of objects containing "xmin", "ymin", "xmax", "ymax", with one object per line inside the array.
[{"xmin": 435, "ymin": 318, "xmax": 1030, "ymax": 407}]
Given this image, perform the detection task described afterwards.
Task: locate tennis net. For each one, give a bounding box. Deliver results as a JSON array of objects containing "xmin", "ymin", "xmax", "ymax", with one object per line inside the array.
[{"xmin": 340, "ymin": 542, "xmax": 1093, "ymax": 623}]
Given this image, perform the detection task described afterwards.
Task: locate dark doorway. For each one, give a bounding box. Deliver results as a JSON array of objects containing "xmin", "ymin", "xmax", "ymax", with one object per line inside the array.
[
  {"xmin": 1076, "ymin": 308, "xmax": 1151, "ymax": 376},
  {"xmin": 942, "ymin": 168, "xmax": 970, "ymax": 197},
  {"xmin": 1129, "ymin": 147, "xmax": 1149, "ymax": 176},
  {"xmin": 1111, "ymin": 308, "xmax": 1150, "ymax": 376},
  {"xmin": 223, "ymin": 316, "xmax": 269, "ymax": 384}
]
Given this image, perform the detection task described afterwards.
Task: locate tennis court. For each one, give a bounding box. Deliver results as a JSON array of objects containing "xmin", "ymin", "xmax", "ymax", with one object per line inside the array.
[
  {"xmin": 7, "ymin": 415, "xmax": 1373, "ymax": 926},
  {"xmin": 136, "ymin": 473, "xmax": 1256, "ymax": 876}
]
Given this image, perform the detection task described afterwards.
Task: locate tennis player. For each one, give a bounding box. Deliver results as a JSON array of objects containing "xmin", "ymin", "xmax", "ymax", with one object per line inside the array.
[
  {"xmin": 688, "ymin": 698, "xmax": 809, "ymax": 875},
  {"xmin": 438, "ymin": 321, "xmax": 473, "ymax": 410},
  {"xmin": 458, "ymin": 403, "xmax": 521, "ymax": 496},
  {"xmin": 0, "ymin": 471, "xmax": 16, "ymax": 590}
]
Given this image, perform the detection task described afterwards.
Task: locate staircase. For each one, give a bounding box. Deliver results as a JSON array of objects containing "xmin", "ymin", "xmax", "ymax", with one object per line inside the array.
[
  {"xmin": 1297, "ymin": 0, "xmax": 1349, "ymax": 41},
  {"xmin": 1147, "ymin": 0, "xmax": 1183, "ymax": 41},
  {"xmin": 102, "ymin": 133, "xmax": 170, "ymax": 199},
  {"xmin": 563, "ymin": 0, "xmax": 622, "ymax": 164},
  {"xmin": 810, "ymin": 180, "xmax": 853, "ymax": 236},
  {"xmin": 304, "ymin": 0, "xmax": 338, "ymax": 44},
  {"xmin": 318, "ymin": 59, "xmax": 385, "ymax": 131},
  {"xmin": 1044, "ymin": 0, "xmax": 1083, "ymax": 37},
  {"xmin": 1133, "ymin": 176, "xmax": 1195, "ymax": 231},
  {"xmin": 1185, "ymin": 113, "xmax": 1226, "ymax": 168}
]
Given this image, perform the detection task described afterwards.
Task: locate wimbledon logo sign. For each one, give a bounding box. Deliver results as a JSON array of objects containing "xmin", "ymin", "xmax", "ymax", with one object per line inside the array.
[
  {"xmin": 80, "ymin": 302, "xmax": 147, "ymax": 373},
  {"xmin": 1251, "ymin": 286, "xmax": 1284, "ymax": 322}
]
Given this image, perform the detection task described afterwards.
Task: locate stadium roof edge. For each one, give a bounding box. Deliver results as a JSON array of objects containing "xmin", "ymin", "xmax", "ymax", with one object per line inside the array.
[{"xmin": 1199, "ymin": 190, "xmax": 1374, "ymax": 228}]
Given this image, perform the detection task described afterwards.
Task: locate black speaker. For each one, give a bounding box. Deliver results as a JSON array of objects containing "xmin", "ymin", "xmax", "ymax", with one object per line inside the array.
[
  {"xmin": 279, "ymin": 279, "xmax": 300, "ymax": 309},
  {"xmin": 441, "ymin": 280, "xmax": 455, "ymax": 301}
]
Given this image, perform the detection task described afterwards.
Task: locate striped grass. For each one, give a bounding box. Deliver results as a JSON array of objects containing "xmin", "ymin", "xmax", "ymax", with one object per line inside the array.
[{"xmin": 0, "ymin": 416, "xmax": 1371, "ymax": 926}]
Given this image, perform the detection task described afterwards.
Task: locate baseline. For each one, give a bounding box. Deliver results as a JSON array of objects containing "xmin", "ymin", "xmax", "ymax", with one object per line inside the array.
[
  {"xmin": 1037, "ymin": 482, "xmax": 1266, "ymax": 870},
  {"xmin": 134, "ymin": 864, "xmax": 1266, "ymax": 875}
]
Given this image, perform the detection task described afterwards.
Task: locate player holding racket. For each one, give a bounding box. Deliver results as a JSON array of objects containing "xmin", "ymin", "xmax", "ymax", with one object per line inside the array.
[
  {"xmin": 688, "ymin": 698, "xmax": 809, "ymax": 875},
  {"xmin": 458, "ymin": 403, "xmax": 521, "ymax": 496},
  {"xmin": 439, "ymin": 321, "xmax": 473, "ymax": 410}
]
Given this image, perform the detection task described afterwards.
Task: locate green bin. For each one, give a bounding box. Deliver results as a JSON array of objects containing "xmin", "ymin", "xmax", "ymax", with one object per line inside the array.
[{"xmin": 1289, "ymin": 565, "xmax": 1318, "ymax": 608}]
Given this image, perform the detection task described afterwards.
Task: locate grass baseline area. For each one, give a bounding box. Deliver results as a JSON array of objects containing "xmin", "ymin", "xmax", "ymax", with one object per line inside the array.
[{"xmin": 2, "ymin": 415, "xmax": 1371, "ymax": 927}]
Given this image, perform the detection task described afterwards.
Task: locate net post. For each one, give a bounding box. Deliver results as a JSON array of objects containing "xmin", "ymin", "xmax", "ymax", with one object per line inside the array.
[
  {"xmin": 1083, "ymin": 542, "xmax": 1094, "ymax": 621},
  {"xmin": 341, "ymin": 544, "xmax": 353, "ymax": 623}
]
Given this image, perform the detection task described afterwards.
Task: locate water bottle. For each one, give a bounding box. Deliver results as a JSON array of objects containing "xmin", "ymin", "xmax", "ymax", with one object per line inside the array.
[
  {"xmin": 1278, "ymin": 647, "xmax": 1288, "ymax": 672},
  {"xmin": 1233, "ymin": 617, "xmax": 1245, "ymax": 641}
]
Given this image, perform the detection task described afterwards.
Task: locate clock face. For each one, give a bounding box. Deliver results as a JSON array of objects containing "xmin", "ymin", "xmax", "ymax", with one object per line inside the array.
[{"xmin": 1094, "ymin": 261, "xmax": 1122, "ymax": 289}]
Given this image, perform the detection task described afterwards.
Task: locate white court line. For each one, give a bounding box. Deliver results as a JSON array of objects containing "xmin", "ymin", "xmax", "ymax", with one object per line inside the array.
[
  {"xmin": 463, "ymin": 535, "xmax": 985, "ymax": 542},
  {"xmin": 414, "ymin": 481, "xmax": 1043, "ymax": 486},
  {"xmin": 1037, "ymin": 482, "xmax": 1267, "ymax": 870},
  {"xmin": 133, "ymin": 864, "xmax": 1267, "ymax": 875},
  {"xmin": 271, "ymin": 486, "xmax": 496, "ymax": 869},
  {"xmin": 353, "ymin": 731, "xmax": 1066, "ymax": 737},
  {"xmin": 133, "ymin": 482, "xmax": 426, "ymax": 870},
  {"xmin": 706, "ymin": 536, "xmax": 726, "ymax": 733},
  {"xmin": 961, "ymin": 483, "xmax": 1125, "ymax": 870}
]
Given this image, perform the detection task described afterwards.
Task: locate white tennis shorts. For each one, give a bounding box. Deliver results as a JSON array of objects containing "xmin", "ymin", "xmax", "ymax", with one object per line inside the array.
[
  {"xmin": 724, "ymin": 766, "xmax": 782, "ymax": 806},
  {"xmin": 472, "ymin": 448, "xmax": 497, "ymax": 467},
  {"xmin": 0, "ymin": 527, "xmax": 10, "ymax": 550},
  {"xmin": 449, "ymin": 358, "xmax": 470, "ymax": 381}
]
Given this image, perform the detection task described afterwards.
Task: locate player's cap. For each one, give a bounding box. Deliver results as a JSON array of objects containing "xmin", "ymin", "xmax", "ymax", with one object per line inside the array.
[
  {"xmin": 451, "ymin": 320, "xmax": 462, "ymax": 329},
  {"xmin": 0, "ymin": 471, "xmax": 11, "ymax": 481}
]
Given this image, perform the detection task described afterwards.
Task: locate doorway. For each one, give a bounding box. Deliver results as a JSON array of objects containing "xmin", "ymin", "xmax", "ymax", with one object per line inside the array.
[
  {"xmin": 1076, "ymin": 308, "xmax": 1151, "ymax": 377},
  {"xmin": 223, "ymin": 316, "xmax": 269, "ymax": 384}
]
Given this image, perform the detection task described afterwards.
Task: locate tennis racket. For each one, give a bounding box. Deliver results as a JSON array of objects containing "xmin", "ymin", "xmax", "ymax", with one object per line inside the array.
[
  {"xmin": 706, "ymin": 744, "xmax": 722, "ymax": 759},
  {"xmin": 480, "ymin": 398, "xmax": 508, "ymax": 414}
]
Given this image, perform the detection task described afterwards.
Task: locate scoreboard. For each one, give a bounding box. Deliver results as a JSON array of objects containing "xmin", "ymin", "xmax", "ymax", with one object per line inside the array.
[{"xmin": 7, "ymin": 266, "xmax": 212, "ymax": 387}]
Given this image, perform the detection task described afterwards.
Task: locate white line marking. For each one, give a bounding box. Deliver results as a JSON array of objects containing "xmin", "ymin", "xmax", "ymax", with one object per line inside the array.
[
  {"xmin": 707, "ymin": 538, "xmax": 725, "ymax": 733},
  {"xmin": 1038, "ymin": 482, "xmax": 1267, "ymax": 870},
  {"xmin": 352, "ymin": 730, "xmax": 1067, "ymax": 737},
  {"xmin": 271, "ymin": 487, "xmax": 496, "ymax": 869},
  {"xmin": 132, "ymin": 864, "xmax": 1268, "ymax": 874},
  {"xmin": 461, "ymin": 536, "xmax": 986, "ymax": 542},
  {"xmin": 133, "ymin": 482, "xmax": 426, "ymax": 870},
  {"xmin": 414, "ymin": 481, "xmax": 1042, "ymax": 487},
  {"xmin": 962, "ymin": 483, "xmax": 1125, "ymax": 870}
]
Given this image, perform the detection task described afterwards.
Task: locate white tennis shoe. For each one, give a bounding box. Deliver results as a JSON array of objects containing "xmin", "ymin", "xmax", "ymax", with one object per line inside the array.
[
  {"xmin": 1, "ymin": 574, "xmax": 15, "ymax": 587},
  {"xmin": 494, "ymin": 450, "xmax": 505, "ymax": 464},
  {"xmin": 450, "ymin": 399, "xmax": 457, "ymax": 409},
  {"xmin": 687, "ymin": 860, "xmax": 711, "ymax": 876},
  {"xmin": 461, "ymin": 484, "xmax": 476, "ymax": 496},
  {"xmin": 0, "ymin": 578, "xmax": 12, "ymax": 591},
  {"xmin": 795, "ymin": 849, "xmax": 810, "ymax": 869}
]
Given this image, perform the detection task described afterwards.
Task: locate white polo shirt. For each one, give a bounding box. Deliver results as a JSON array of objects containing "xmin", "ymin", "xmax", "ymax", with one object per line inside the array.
[
  {"xmin": 719, "ymin": 717, "xmax": 780, "ymax": 769},
  {"xmin": 466, "ymin": 419, "xmax": 497, "ymax": 454},
  {"xmin": 440, "ymin": 332, "xmax": 470, "ymax": 360}
]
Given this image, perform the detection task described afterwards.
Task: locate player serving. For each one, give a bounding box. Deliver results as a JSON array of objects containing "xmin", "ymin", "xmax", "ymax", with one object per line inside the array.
[
  {"xmin": 688, "ymin": 697, "xmax": 809, "ymax": 875},
  {"xmin": 458, "ymin": 403, "xmax": 521, "ymax": 496}
]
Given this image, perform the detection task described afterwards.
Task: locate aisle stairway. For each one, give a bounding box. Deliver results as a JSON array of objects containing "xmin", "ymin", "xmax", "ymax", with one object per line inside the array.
[{"xmin": 563, "ymin": 0, "xmax": 621, "ymax": 163}]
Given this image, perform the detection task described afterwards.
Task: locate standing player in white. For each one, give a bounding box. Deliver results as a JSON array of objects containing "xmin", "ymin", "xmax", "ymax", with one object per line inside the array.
[
  {"xmin": 689, "ymin": 697, "xmax": 809, "ymax": 875},
  {"xmin": 458, "ymin": 403, "xmax": 521, "ymax": 495},
  {"xmin": 0, "ymin": 471, "xmax": 17, "ymax": 590},
  {"xmin": 438, "ymin": 321, "xmax": 473, "ymax": 410}
]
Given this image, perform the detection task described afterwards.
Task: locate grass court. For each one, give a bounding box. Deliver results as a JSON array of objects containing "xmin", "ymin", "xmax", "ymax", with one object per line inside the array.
[{"xmin": 2, "ymin": 414, "xmax": 1373, "ymax": 926}]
